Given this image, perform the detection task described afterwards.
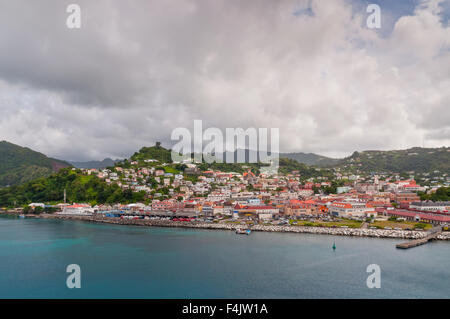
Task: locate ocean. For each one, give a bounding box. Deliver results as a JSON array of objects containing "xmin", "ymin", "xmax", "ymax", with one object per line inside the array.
[{"xmin": 0, "ymin": 216, "xmax": 449, "ymax": 298}]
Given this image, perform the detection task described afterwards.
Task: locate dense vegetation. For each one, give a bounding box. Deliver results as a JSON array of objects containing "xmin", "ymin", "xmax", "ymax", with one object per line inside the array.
[
  {"xmin": 129, "ymin": 142, "xmax": 173, "ymax": 163},
  {"xmin": 418, "ymin": 187, "xmax": 450, "ymax": 202},
  {"xmin": 0, "ymin": 141, "xmax": 71, "ymax": 187},
  {"xmin": 332, "ymin": 147, "xmax": 450, "ymax": 174},
  {"xmin": 277, "ymin": 158, "xmax": 333, "ymax": 179},
  {"xmin": 0, "ymin": 168, "xmax": 146, "ymax": 207}
]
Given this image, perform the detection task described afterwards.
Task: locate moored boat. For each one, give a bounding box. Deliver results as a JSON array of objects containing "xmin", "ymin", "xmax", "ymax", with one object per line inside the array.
[{"xmin": 236, "ymin": 228, "xmax": 251, "ymax": 235}]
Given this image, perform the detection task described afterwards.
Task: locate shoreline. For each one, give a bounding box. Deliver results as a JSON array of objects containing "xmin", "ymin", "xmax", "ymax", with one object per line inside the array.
[{"xmin": 30, "ymin": 213, "xmax": 450, "ymax": 240}]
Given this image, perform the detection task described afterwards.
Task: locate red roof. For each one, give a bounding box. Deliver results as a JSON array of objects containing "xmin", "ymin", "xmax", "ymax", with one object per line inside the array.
[{"xmin": 388, "ymin": 210, "xmax": 450, "ymax": 222}]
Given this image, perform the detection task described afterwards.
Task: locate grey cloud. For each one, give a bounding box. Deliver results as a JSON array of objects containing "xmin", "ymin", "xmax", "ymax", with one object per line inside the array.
[{"xmin": 0, "ymin": 0, "xmax": 448, "ymax": 161}]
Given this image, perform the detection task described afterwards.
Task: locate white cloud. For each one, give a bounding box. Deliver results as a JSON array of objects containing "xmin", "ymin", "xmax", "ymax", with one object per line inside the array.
[{"xmin": 0, "ymin": 0, "xmax": 448, "ymax": 160}]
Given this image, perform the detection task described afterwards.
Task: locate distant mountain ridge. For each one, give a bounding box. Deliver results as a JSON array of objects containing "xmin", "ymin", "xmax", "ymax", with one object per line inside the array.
[
  {"xmin": 70, "ymin": 158, "xmax": 121, "ymax": 169},
  {"xmin": 163, "ymin": 148, "xmax": 338, "ymax": 166},
  {"xmin": 1, "ymin": 140, "xmax": 448, "ymax": 189},
  {"xmin": 128, "ymin": 144, "xmax": 449, "ymax": 174},
  {"xmin": 279, "ymin": 152, "xmax": 339, "ymax": 166},
  {"xmin": 333, "ymin": 147, "xmax": 450, "ymax": 174},
  {"xmin": 192, "ymin": 147, "xmax": 449, "ymax": 174},
  {"xmin": 0, "ymin": 141, "xmax": 71, "ymax": 187}
]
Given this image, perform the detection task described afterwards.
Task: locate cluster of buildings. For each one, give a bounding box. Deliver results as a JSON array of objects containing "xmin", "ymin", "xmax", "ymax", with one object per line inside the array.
[{"xmin": 43, "ymin": 161, "xmax": 450, "ymax": 226}]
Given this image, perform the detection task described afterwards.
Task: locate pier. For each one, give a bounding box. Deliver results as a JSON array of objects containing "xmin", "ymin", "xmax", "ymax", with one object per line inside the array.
[{"xmin": 396, "ymin": 226, "xmax": 442, "ymax": 249}]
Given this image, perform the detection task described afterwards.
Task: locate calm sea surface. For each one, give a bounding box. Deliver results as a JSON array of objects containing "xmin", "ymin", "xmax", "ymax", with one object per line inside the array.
[{"xmin": 0, "ymin": 216, "xmax": 449, "ymax": 298}]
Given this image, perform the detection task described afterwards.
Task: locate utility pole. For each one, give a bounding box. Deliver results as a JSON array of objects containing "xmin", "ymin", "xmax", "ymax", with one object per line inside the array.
[{"xmin": 64, "ymin": 188, "xmax": 66, "ymax": 204}]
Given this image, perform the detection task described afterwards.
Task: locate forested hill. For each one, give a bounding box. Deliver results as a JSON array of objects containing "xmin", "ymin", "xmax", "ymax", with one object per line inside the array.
[
  {"xmin": 333, "ymin": 147, "xmax": 450, "ymax": 174},
  {"xmin": 0, "ymin": 168, "xmax": 146, "ymax": 207},
  {"xmin": 0, "ymin": 141, "xmax": 71, "ymax": 187},
  {"xmin": 130, "ymin": 143, "xmax": 173, "ymax": 163}
]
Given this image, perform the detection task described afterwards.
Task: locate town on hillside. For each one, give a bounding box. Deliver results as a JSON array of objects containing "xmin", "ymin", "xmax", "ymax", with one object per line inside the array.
[{"xmin": 21, "ymin": 153, "xmax": 450, "ymax": 231}]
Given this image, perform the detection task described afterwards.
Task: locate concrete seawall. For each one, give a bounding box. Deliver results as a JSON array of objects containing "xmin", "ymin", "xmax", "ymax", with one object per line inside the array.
[{"xmin": 38, "ymin": 214, "xmax": 450, "ymax": 240}]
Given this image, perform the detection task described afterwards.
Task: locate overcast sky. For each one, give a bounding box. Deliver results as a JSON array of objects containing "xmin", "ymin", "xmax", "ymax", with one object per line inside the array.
[{"xmin": 0, "ymin": 0, "xmax": 449, "ymax": 161}]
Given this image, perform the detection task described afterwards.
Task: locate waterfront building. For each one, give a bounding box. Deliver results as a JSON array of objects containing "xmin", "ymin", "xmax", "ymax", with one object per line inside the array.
[
  {"xmin": 329, "ymin": 200, "xmax": 375, "ymax": 218},
  {"xmin": 409, "ymin": 201, "xmax": 450, "ymax": 212},
  {"xmin": 284, "ymin": 201, "xmax": 320, "ymax": 217},
  {"xmin": 151, "ymin": 200, "xmax": 184, "ymax": 211},
  {"xmin": 59, "ymin": 204, "xmax": 94, "ymax": 216},
  {"xmin": 28, "ymin": 203, "xmax": 45, "ymax": 209},
  {"xmin": 233, "ymin": 204, "xmax": 279, "ymax": 220},
  {"xmin": 387, "ymin": 210, "xmax": 450, "ymax": 225}
]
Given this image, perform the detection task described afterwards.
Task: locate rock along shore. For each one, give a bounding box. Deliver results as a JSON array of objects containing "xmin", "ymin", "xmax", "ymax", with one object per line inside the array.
[{"xmin": 37, "ymin": 214, "xmax": 450, "ymax": 240}]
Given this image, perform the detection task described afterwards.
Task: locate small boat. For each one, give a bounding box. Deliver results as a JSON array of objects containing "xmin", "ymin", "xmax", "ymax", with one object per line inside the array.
[
  {"xmin": 236, "ymin": 228, "xmax": 251, "ymax": 235},
  {"xmin": 18, "ymin": 214, "xmax": 26, "ymax": 219}
]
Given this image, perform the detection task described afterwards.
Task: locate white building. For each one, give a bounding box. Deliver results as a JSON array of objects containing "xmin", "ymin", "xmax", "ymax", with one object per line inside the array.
[
  {"xmin": 59, "ymin": 204, "xmax": 94, "ymax": 216},
  {"xmin": 329, "ymin": 201, "xmax": 375, "ymax": 218},
  {"xmin": 409, "ymin": 201, "xmax": 450, "ymax": 212}
]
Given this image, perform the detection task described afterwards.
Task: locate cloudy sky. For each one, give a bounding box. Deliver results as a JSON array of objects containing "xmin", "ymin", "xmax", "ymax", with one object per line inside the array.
[{"xmin": 0, "ymin": 0, "xmax": 449, "ymax": 161}]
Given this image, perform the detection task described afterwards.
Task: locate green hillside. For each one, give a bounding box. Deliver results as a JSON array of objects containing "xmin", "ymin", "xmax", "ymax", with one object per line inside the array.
[
  {"xmin": 277, "ymin": 158, "xmax": 323, "ymax": 176},
  {"xmin": 0, "ymin": 167, "xmax": 146, "ymax": 207},
  {"xmin": 0, "ymin": 141, "xmax": 71, "ymax": 187},
  {"xmin": 334, "ymin": 147, "xmax": 450, "ymax": 174},
  {"xmin": 130, "ymin": 142, "xmax": 173, "ymax": 163}
]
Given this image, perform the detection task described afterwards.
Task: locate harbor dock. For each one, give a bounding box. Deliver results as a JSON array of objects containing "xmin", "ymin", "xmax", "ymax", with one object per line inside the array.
[{"xmin": 396, "ymin": 226, "xmax": 442, "ymax": 249}]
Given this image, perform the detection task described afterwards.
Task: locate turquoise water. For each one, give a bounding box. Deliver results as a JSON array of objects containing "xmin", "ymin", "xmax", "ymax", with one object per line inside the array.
[{"xmin": 0, "ymin": 216, "xmax": 449, "ymax": 298}]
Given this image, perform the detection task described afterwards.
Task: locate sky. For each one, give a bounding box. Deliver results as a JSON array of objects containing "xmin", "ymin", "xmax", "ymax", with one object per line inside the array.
[{"xmin": 0, "ymin": 0, "xmax": 449, "ymax": 161}]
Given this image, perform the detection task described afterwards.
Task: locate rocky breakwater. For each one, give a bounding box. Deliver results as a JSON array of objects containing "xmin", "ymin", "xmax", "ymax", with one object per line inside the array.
[
  {"xmin": 40, "ymin": 214, "xmax": 239, "ymax": 230},
  {"xmin": 251, "ymin": 225, "xmax": 433, "ymax": 239},
  {"xmin": 436, "ymin": 232, "xmax": 450, "ymax": 240},
  {"xmin": 38, "ymin": 214, "xmax": 450, "ymax": 240}
]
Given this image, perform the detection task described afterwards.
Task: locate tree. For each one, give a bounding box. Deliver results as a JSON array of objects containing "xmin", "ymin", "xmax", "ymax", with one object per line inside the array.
[
  {"xmin": 22, "ymin": 205, "xmax": 31, "ymax": 214},
  {"xmin": 312, "ymin": 185, "xmax": 320, "ymax": 194},
  {"xmin": 44, "ymin": 206, "xmax": 58, "ymax": 214},
  {"xmin": 123, "ymin": 189, "xmax": 133, "ymax": 201}
]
